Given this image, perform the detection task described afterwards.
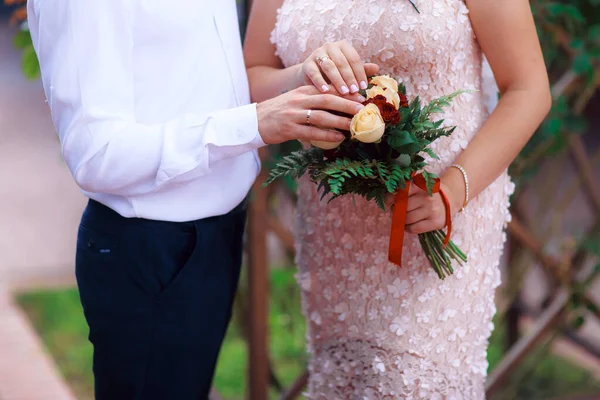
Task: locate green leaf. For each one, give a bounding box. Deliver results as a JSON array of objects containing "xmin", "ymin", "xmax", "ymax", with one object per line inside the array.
[
  {"xmin": 397, "ymin": 82, "xmax": 407, "ymax": 95},
  {"xmin": 588, "ymin": 24, "xmax": 600, "ymax": 42},
  {"xmin": 13, "ymin": 30, "xmax": 32, "ymax": 50},
  {"xmin": 421, "ymin": 171, "xmax": 438, "ymax": 196},
  {"xmin": 374, "ymin": 190, "xmax": 386, "ymax": 210},
  {"xmin": 542, "ymin": 118, "xmax": 563, "ymax": 138},
  {"xmin": 399, "ymin": 108, "xmax": 412, "ymax": 123},
  {"xmin": 570, "ymin": 38, "xmax": 585, "ymax": 51},
  {"xmin": 545, "ymin": 3, "xmax": 584, "ymax": 21},
  {"xmin": 571, "ymin": 315, "xmax": 586, "ymax": 330},
  {"xmin": 388, "ymin": 130, "xmax": 414, "ymax": 148},
  {"xmin": 263, "ymin": 147, "xmax": 324, "ymax": 186},
  {"xmin": 423, "ymin": 148, "xmax": 439, "ymax": 160},
  {"xmin": 573, "ymin": 53, "xmax": 592, "ymax": 74},
  {"xmin": 586, "ymin": 300, "xmax": 599, "ymax": 315},
  {"xmin": 589, "ymin": 47, "xmax": 600, "ymax": 59},
  {"xmin": 21, "ymin": 46, "xmax": 41, "ymax": 80},
  {"xmin": 583, "ymin": 237, "xmax": 599, "ymax": 256},
  {"xmin": 565, "ymin": 116, "xmax": 588, "ymax": 134}
]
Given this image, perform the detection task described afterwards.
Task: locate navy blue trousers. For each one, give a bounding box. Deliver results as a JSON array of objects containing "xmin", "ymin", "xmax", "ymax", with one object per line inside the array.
[{"xmin": 75, "ymin": 199, "xmax": 247, "ymax": 400}]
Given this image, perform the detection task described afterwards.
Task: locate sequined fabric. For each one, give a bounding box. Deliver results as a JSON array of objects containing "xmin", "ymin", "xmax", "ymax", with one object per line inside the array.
[{"xmin": 271, "ymin": 1, "xmax": 514, "ymax": 398}]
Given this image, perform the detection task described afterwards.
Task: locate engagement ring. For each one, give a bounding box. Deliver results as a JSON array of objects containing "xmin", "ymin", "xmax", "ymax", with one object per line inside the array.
[{"xmin": 316, "ymin": 55, "xmax": 330, "ymax": 66}]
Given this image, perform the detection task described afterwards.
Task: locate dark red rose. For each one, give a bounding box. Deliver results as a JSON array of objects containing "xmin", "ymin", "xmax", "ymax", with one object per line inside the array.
[
  {"xmin": 363, "ymin": 94, "xmax": 388, "ymax": 109},
  {"xmin": 399, "ymin": 92, "xmax": 409, "ymax": 108},
  {"xmin": 364, "ymin": 94, "xmax": 400, "ymax": 124},
  {"xmin": 379, "ymin": 102, "xmax": 401, "ymax": 124}
]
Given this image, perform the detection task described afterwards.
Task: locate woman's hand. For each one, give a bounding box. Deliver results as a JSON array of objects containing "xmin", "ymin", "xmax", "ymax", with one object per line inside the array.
[
  {"xmin": 298, "ymin": 40, "xmax": 380, "ymax": 95},
  {"xmin": 385, "ymin": 174, "xmax": 465, "ymax": 234}
]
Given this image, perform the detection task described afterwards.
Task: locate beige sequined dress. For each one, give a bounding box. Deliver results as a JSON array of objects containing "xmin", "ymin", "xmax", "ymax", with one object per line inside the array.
[{"xmin": 270, "ymin": 1, "xmax": 515, "ymax": 398}]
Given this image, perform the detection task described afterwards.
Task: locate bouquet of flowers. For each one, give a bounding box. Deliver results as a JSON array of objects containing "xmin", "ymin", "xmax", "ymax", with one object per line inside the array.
[{"xmin": 265, "ymin": 75, "xmax": 467, "ymax": 279}]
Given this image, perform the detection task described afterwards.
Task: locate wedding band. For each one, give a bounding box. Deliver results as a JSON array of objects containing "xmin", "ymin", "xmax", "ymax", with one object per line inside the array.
[
  {"xmin": 306, "ymin": 109, "xmax": 312, "ymax": 125},
  {"xmin": 316, "ymin": 55, "xmax": 330, "ymax": 66}
]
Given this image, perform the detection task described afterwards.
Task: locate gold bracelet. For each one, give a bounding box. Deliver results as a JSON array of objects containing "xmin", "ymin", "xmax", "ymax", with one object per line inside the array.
[{"xmin": 450, "ymin": 164, "xmax": 469, "ymax": 212}]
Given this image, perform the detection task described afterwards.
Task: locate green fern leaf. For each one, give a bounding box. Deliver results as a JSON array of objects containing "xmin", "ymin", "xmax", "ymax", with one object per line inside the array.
[
  {"xmin": 421, "ymin": 170, "xmax": 438, "ymax": 196},
  {"xmin": 423, "ymin": 148, "xmax": 440, "ymax": 160}
]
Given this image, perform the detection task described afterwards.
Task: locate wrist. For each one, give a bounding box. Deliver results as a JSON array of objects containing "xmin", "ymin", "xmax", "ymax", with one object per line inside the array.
[
  {"xmin": 292, "ymin": 63, "xmax": 306, "ymax": 88},
  {"xmin": 255, "ymin": 102, "xmax": 271, "ymax": 145},
  {"xmin": 441, "ymin": 168, "xmax": 467, "ymax": 215}
]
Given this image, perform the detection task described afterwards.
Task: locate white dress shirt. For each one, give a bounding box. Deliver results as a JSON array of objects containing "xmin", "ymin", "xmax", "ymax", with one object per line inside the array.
[{"xmin": 27, "ymin": 0, "xmax": 264, "ymax": 222}]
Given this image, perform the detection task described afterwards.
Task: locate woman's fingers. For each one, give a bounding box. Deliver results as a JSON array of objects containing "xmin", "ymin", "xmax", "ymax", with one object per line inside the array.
[
  {"xmin": 364, "ymin": 63, "xmax": 381, "ymax": 78},
  {"xmin": 305, "ymin": 41, "xmax": 381, "ymax": 95},
  {"xmin": 317, "ymin": 53, "xmax": 349, "ymax": 95},
  {"xmin": 302, "ymin": 84, "xmax": 366, "ymax": 102},
  {"xmin": 407, "ymin": 190, "xmax": 429, "ymax": 211},
  {"xmin": 303, "ymin": 61, "xmax": 330, "ymax": 93},
  {"xmin": 327, "ymin": 45, "xmax": 359, "ymax": 94},
  {"xmin": 406, "ymin": 220, "xmax": 435, "ymax": 235},
  {"xmin": 405, "ymin": 206, "xmax": 429, "ymax": 225},
  {"xmin": 340, "ymin": 41, "xmax": 369, "ymax": 90},
  {"xmin": 409, "ymin": 183, "xmax": 424, "ymax": 196}
]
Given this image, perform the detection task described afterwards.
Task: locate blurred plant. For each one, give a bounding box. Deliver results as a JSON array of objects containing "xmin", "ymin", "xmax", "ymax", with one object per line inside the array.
[
  {"xmin": 4, "ymin": 0, "xmax": 25, "ymax": 25},
  {"xmin": 4, "ymin": 0, "xmax": 40, "ymax": 80},
  {"xmin": 512, "ymin": 0, "xmax": 600, "ymax": 184}
]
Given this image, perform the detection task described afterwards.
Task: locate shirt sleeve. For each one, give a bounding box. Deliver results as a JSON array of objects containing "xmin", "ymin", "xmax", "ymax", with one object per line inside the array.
[{"xmin": 28, "ymin": 0, "xmax": 265, "ymax": 197}]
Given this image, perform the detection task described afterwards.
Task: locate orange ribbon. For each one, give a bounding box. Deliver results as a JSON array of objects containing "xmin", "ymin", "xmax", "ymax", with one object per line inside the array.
[{"xmin": 388, "ymin": 173, "xmax": 452, "ymax": 266}]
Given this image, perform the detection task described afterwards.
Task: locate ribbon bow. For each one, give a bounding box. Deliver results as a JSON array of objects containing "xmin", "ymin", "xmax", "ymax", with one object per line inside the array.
[{"xmin": 388, "ymin": 173, "xmax": 452, "ymax": 266}]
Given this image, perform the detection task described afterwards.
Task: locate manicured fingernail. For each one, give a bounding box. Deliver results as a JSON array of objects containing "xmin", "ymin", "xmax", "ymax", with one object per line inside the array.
[
  {"xmin": 321, "ymin": 85, "xmax": 329, "ymax": 92},
  {"xmin": 356, "ymin": 104, "xmax": 365, "ymax": 112},
  {"xmin": 341, "ymin": 85, "xmax": 349, "ymax": 94},
  {"xmin": 360, "ymin": 81, "xmax": 368, "ymax": 90},
  {"xmin": 357, "ymin": 95, "xmax": 366, "ymax": 102},
  {"xmin": 350, "ymin": 84, "xmax": 359, "ymax": 93}
]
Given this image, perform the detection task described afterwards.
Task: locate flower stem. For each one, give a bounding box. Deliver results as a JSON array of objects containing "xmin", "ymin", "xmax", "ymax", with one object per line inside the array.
[
  {"xmin": 408, "ymin": 0, "xmax": 420, "ymax": 13},
  {"xmin": 418, "ymin": 229, "xmax": 467, "ymax": 279},
  {"xmin": 419, "ymin": 234, "xmax": 444, "ymax": 279}
]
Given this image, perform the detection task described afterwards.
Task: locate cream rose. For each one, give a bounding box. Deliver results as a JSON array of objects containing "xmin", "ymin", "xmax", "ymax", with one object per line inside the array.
[
  {"xmin": 350, "ymin": 104, "xmax": 386, "ymax": 143},
  {"xmin": 366, "ymin": 85, "xmax": 401, "ymax": 110},
  {"xmin": 370, "ymin": 75, "xmax": 400, "ymax": 93},
  {"xmin": 310, "ymin": 137, "xmax": 345, "ymax": 150}
]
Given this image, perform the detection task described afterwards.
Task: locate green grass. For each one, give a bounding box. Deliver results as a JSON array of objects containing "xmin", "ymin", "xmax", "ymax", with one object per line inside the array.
[
  {"xmin": 18, "ymin": 289, "xmax": 94, "ymax": 400},
  {"xmin": 16, "ymin": 269, "xmax": 600, "ymax": 399}
]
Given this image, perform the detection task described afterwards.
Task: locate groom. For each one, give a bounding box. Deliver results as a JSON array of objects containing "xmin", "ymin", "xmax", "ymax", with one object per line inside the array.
[{"xmin": 27, "ymin": 0, "xmax": 359, "ymax": 399}]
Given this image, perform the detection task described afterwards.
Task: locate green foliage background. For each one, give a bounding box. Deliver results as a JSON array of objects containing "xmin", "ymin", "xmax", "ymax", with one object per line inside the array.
[{"xmin": 514, "ymin": 0, "xmax": 599, "ymax": 184}]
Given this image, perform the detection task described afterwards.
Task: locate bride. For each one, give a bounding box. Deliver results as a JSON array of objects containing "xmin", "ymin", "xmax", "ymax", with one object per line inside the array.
[{"xmin": 244, "ymin": 0, "xmax": 550, "ymax": 398}]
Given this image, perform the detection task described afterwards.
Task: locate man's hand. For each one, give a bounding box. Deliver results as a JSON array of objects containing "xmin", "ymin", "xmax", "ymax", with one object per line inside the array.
[{"xmin": 256, "ymin": 85, "xmax": 365, "ymax": 145}]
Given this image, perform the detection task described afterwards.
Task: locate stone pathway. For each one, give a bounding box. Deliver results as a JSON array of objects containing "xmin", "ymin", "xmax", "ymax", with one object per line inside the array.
[
  {"xmin": 0, "ymin": 20, "xmax": 84, "ymax": 400},
  {"xmin": 0, "ymin": 288, "xmax": 76, "ymax": 400}
]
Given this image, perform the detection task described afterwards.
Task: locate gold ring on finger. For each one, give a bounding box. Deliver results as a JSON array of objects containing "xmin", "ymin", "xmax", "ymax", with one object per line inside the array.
[
  {"xmin": 306, "ymin": 109, "xmax": 312, "ymax": 125},
  {"xmin": 316, "ymin": 55, "xmax": 331, "ymax": 66}
]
